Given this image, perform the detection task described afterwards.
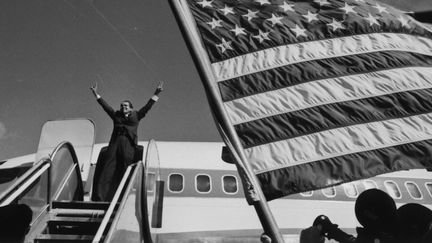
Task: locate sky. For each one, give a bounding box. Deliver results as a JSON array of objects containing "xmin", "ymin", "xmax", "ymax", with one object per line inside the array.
[{"xmin": 0, "ymin": 0, "xmax": 431, "ymax": 160}]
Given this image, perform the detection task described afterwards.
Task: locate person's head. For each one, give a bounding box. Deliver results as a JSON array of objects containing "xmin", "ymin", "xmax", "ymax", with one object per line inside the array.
[
  {"xmin": 397, "ymin": 203, "xmax": 432, "ymax": 242},
  {"xmin": 355, "ymin": 189, "xmax": 397, "ymax": 234},
  {"xmin": 120, "ymin": 100, "xmax": 133, "ymax": 115},
  {"xmin": 0, "ymin": 204, "xmax": 32, "ymax": 243},
  {"xmin": 260, "ymin": 233, "xmax": 272, "ymax": 243}
]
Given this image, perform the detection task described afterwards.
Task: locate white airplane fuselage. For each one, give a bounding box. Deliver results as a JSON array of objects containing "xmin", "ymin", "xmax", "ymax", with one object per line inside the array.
[
  {"xmin": 2, "ymin": 141, "xmax": 431, "ymax": 243},
  {"xmin": 117, "ymin": 141, "xmax": 432, "ymax": 242}
]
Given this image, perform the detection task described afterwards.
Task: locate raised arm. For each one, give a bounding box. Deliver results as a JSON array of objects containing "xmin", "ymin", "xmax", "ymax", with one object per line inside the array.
[
  {"xmin": 137, "ymin": 81, "xmax": 164, "ymax": 120},
  {"xmin": 90, "ymin": 82, "xmax": 115, "ymax": 118}
]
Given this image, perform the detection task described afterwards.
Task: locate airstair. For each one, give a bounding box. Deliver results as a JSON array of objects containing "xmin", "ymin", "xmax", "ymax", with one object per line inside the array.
[
  {"xmin": 33, "ymin": 201, "xmax": 111, "ymax": 242},
  {"xmin": 0, "ymin": 119, "xmax": 164, "ymax": 243}
]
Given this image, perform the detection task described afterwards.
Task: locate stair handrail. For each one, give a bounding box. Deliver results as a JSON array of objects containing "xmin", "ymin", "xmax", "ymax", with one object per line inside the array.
[
  {"xmin": 92, "ymin": 164, "xmax": 136, "ymax": 243},
  {"xmin": 49, "ymin": 141, "xmax": 84, "ymax": 201},
  {"xmin": 104, "ymin": 161, "xmax": 143, "ymax": 242},
  {"xmin": 0, "ymin": 158, "xmax": 51, "ymax": 206}
]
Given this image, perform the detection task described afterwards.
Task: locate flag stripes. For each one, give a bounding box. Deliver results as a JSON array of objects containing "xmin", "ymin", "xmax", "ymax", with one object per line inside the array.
[
  {"xmin": 218, "ymin": 51, "xmax": 432, "ymax": 102},
  {"xmin": 211, "ymin": 33, "xmax": 432, "ymax": 82},
  {"xmin": 257, "ymin": 139, "xmax": 432, "ymax": 200},
  {"xmin": 224, "ymin": 66, "xmax": 432, "ymax": 124},
  {"xmin": 246, "ymin": 113, "xmax": 432, "ymax": 173},
  {"xmin": 236, "ymin": 88, "xmax": 432, "ymax": 148}
]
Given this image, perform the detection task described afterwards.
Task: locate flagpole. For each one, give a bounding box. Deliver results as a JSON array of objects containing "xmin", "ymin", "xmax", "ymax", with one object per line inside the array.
[
  {"xmin": 216, "ymin": 123, "xmax": 286, "ymax": 243},
  {"xmin": 168, "ymin": 0, "xmax": 285, "ymax": 242}
]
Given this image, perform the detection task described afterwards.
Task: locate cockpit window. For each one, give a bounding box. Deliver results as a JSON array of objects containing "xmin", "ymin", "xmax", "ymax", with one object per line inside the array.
[
  {"xmin": 405, "ymin": 182, "xmax": 422, "ymax": 199},
  {"xmin": 343, "ymin": 182, "xmax": 358, "ymax": 198},
  {"xmin": 196, "ymin": 174, "xmax": 211, "ymax": 193},
  {"xmin": 322, "ymin": 186, "xmax": 336, "ymax": 197},
  {"xmin": 168, "ymin": 173, "xmax": 184, "ymax": 192},
  {"xmin": 222, "ymin": 175, "xmax": 238, "ymax": 194},
  {"xmin": 384, "ymin": 181, "xmax": 401, "ymax": 199}
]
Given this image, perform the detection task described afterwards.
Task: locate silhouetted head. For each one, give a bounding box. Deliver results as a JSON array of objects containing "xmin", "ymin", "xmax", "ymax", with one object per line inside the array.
[
  {"xmin": 355, "ymin": 189, "xmax": 397, "ymax": 233},
  {"xmin": 120, "ymin": 100, "xmax": 133, "ymax": 115},
  {"xmin": 0, "ymin": 204, "xmax": 32, "ymax": 243},
  {"xmin": 397, "ymin": 203, "xmax": 432, "ymax": 241},
  {"xmin": 422, "ymin": 228, "xmax": 432, "ymax": 243}
]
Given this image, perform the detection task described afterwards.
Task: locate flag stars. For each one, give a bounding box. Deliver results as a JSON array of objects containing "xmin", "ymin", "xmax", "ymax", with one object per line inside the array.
[
  {"xmin": 340, "ymin": 3, "xmax": 356, "ymax": 15},
  {"xmin": 216, "ymin": 38, "xmax": 233, "ymax": 53},
  {"xmin": 220, "ymin": 5, "xmax": 234, "ymax": 15},
  {"xmin": 373, "ymin": 4, "xmax": 388, "ymax": 14},
  {"xmin": 398, "ymin": 16, "xmax": 410, "ymax": 28},
  {"xmin": 230, "ymin": 25, "xmax": 247, "ymax": 36},
  {"xmin": 280, "ymin": 1, "xmax": 295, "ymax": 12},
  {"xmin": 314, "ymin": 0, "xmax": 330, "ymax": 6},
  {"xmin": 290, "ymin": 24, "xmax": 307, "ymax": 38},
  {"xmin": 327, "ymin": 18, "xmax": 345, "ymax": 31},
  {"xmin": 255, "ymin": 0, "xmax": 271, "ymax": 5},
  {"xmin": 253, "ymin": 29, "xmax": 271, "ymax": 43},
  {"xmin": 267, "ymin": 14, "xmax": 284, "ymax": 27},
  {"xmin": 197, "ymin": 0, "xmax": 213, "ymax": 8},
  {"xmin": 207, "ymin": 18, "xmax": 222, "ymax": 29},
  {"xmin": 243, "ymin": 9, "xmax": 259, "ymax": 22},
  {"xmin": 303, "ymin": 11, "xmax": 319, "ymax": 23},
  {"xmin": 365, "ymin": 14, "xmax": 380, "ymax": 26}
]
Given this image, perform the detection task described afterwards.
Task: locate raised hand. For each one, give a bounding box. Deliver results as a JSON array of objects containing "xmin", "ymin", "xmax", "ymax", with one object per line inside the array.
[
  {"xmin": 90, "ymin": 82, "xmax": 99, "ymax": 97},
  {"xmin": 155, "ymin": 81, "xmax": 164, "ymax": 95}
]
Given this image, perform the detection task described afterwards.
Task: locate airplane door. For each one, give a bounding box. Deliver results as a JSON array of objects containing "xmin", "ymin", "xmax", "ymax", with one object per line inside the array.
[
  {"xmin": 142, "ymin": 139, "xmax": 164, "ymax": 243},
  {"xmin": 36, "ymin": 119, "xmax": 95, "ymax": 182}
]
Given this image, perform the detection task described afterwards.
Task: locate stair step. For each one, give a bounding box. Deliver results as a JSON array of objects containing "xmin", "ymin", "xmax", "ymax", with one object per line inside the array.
[
  {"xmin": 52, "ymin": 201, "xmax": 111, "ymax": 210},
  {"xmin": 51, "ymin": 208, "xmax": 106, "ymax": 218},
  {"xmin": 49, "ymin": 216, "xmax": 103, "ymax": 223},
  {"xmin": 34, "ymin": 234, "xmax": 93, "ymax": 243},
  {"xmin": 46, "ymin": 217, "xmax": 106, "ymax": 235}
]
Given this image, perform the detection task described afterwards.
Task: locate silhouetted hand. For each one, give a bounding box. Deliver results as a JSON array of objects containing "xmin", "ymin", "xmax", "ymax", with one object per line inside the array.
[{"xmin": 300, "ymin": 226, "xmax": 325, "ymax": 243}]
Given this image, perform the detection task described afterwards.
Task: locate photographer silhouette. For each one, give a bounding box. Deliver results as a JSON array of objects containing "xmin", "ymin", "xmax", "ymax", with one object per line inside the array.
[{"xmin": 300, "ymin": 189, "xmax": 398, "ymax": 243}]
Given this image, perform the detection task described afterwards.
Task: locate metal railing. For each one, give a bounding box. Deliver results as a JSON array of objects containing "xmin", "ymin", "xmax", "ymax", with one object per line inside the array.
[
  {"xmin": 0, "ymin": 141, "xmax": 83, "ymax": 226},
  {"xmin": 104, "ymin": 162, "xmax": 143, "ymax": 242},
  {"xmin": 94, "ymin": 140, "xmax": 161, "ymax": 243},
  {"xmin": 92, "ymin": 164, "xmax": 136, "ymax": 243},
  {"xmin": 49, "ymin": 142, "xmax": 84, "ymax": 201},
  {"xmin": 0, "ymin": 158, "xmax": 51, "ymax": 207}
]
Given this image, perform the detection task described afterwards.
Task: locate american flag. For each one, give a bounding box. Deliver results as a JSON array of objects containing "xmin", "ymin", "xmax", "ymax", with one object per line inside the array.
[{"xmin": 176, "ymin": 0, "xmax": 432, "ymax": 200}]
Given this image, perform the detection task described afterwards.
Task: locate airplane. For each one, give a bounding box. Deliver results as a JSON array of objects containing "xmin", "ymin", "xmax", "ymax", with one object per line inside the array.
[{"xmin": 0, "ymin": 118, "xmax": 431, "ymax": 243}]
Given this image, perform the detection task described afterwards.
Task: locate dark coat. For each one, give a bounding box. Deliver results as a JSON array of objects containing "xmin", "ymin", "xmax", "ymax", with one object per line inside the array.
[{"xmin": 97, "ymin": 97, "xmax": 156, "ymax": 146}]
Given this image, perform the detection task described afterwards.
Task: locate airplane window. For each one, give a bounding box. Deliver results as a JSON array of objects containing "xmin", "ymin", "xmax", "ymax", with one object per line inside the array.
[
  {"xmin": 300, "ymin": 191, "xmax": 313, "ymax": 197},
  {"xmin": 405, "ymin": 182, "xmax": 422, "ymax": 199},
  {"xmin": 196, "ymin": 174, "xmax": 211, "ymax": 193},
  {"xmin": 343, "ymin": 183, "xmax": 358, "ymax": 198},
  {"xmin": 384, "ymin": 181, "xmax": 401, "ymax": 199},
  {"xmin": 426, "ymin": 183, "xmax": 432, "ymax": 198},
  {"xmin": 322, "ymin": 186, "xmax": 336, "ymax": 197},
  {"xmin": 363, "ymin": 180, "xmax": 378, "ymax": 190},
  {"xmin": 222, "ymin": 175, "xmax": 238, "ymax": 194},
  {"xmin": 168, "ymin": 174, "xmax": 184, "ymax": 192}
]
